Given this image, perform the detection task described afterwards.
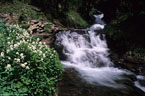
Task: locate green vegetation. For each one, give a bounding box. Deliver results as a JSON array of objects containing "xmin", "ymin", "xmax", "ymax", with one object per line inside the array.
[
  {"xmin": 0, "ymin": 1, "xmax": 47, "ymax": 23},
  {"xmin": 0, "ymin": 23, "xmax": 63, "ymax": 96},
  {"xmin": 44, "ymin": 23, "xmax": 52, "ymax": 33},
  {"xmin": 0, "ymin": 0, "xmax": 90, "ymax": 28},
  {"xmin": 65, "ymin": 11, "xmax": 89, "ymax": 27},
  {"xmin": 28, "ymin": 0, "xmax": 92, "ymax": 27}
]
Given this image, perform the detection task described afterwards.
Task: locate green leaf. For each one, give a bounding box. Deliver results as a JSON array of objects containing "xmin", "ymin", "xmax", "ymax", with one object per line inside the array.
[{"xmin": 15, "ymin": 82, "xmax": 23, "ymax": 89}]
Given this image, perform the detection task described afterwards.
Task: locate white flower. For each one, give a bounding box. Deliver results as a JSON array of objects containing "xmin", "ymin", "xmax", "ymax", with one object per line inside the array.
[
  {"xmin": 50, "ymin": 56, "xmax": 53, "ymax": 58},
  {"xmin": 8, "ymin": 57, "xmax": 11, "ymax": 60},
  {"xmin": 32, "ymin": 46, "xmax": 36, "ymax": 50},
  {"xmin": 15, "ymin": 58, "xmax": 20, "ymax": 62},
  {"xmin": 7, "ymin": 42, "xmax": 11, "ymax": 45},
  {"xmin": 6, "ymin": 64, "xmax": 11, "ymax": 70},
  {"xmin": 39, "ymin": 51, "xmax": 42, "ymax": 55},
  {"xmin": 43, "ymin": 54, "xmax": 46, "ymax": 58},
  {"xmin": 51, "ymin": 54, "xmax": 54, "ymax": 57},
  {"xmin": 21, "ymin": 64, "xmax": 25, "ymax": 68},
  {"xmin": 20, "ymin": 53, "xmax": 24, "ymax": 59},
  {"xmin": 10, "ymin": 47, "xmax": 13, "ymax": 50},
  {"xmin": 14, "ymin": 44, "xmax": 18, "ymax": 48},
  {"xmin": 17, "ymin": 59, "xmax": 20, "ymax": 62},
  {"xmin": 45, "ymin": 51, "xmax": 48, "ymax": 54},
  {"xmin": 39, "ymin": 42, "xmax": 42, "ymax": 45},
  {"xmin": 22, "ymin": 56, "xmax": 24, "ymax": 59},
  {"xmin": 19, "ymin": 40, "xmax": 22, "ymax": 44},
  {"xmin": 16, "ymin": 52, "xmax": 19, "ymax": 55},
  {"xmin": 37, "ymin": 38, "xmax": 40, "ymax": 41},
  {"xmin": 23, "ymin": 31, "xmax": 29, "ymax": 36},
  {"xmin": 41, "ymin": 58, "xmax": 43, "ymax": 61},
  {"xmin": 1, "ymin": 52, "xmax": 4, "ymax": 57},
  {"xmin": 7, "ymin": 50, "xmax": 10, "ymax": 53},
  {"xmin": 30, "ymin": 31, "xmax": 32, "ymax": 34},
  {"xmin": 24, "ymin": 62, "xmax": 27, "ymax": 65},
  {"xmin": 20, "ymin": 53, "xmax": 23, "ymax": 56},
  {"xmin": 26, "ymin": 66, "xmax": 30, "ymax": 69},
  {"xmin": 32, "ymin": 42, "xmax": 35, "ymax": 44},
  {"xmin": 33, "ymin": 50, "xmax": 37, "ymax": 53},
  {"xmin": 10, "ymin": 45, "xmax": 13, "ymax": 48}
]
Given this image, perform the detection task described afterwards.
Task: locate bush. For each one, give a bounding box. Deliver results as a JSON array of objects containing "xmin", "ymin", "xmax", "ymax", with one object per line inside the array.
[{"xmin": 0, "ymin": 23, "xmax": 63, "ymax": 96}]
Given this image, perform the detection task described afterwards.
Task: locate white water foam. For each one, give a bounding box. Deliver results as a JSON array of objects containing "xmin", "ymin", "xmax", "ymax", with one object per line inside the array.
[
  {"xmin": 134, "ymin": 75, "xmax": 145, "ymax": 92},
  {"xmin": 55, "ymin": 13, "xmax": 145, "ymax": 90}
]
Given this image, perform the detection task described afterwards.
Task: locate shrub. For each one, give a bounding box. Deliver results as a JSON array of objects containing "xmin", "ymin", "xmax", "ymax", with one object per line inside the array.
[{"xmin": 0, "ymin": 23, "xmax": 63, "ymax": 96}]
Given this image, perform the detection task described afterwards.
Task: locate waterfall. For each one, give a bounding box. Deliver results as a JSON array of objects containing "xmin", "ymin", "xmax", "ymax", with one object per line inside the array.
[{"xmin": 55, "ymin": 13, "xmax": 145, "ymax": 90}]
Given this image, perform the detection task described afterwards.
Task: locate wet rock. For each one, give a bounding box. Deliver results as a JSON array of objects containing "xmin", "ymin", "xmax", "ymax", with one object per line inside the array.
[
  {"xmin": 111, "ymin": 52, "xmax": 145, "ymax": 74},
  {"xmin": 28, "ymin": 24, "xmax": 38, "ymax": 31},
  {"xmin": 28, "ymin": 20, "xmax": 48, "ymax": 33},
  {"xmin": 51, "ymin": 24, "xmax": 60, "ymax": 33}
]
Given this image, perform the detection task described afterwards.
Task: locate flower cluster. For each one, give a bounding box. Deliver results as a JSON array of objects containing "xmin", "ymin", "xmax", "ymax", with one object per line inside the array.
[
  {"xmin": 0, "ymin": 25, "xmax": 52, "ymax": 70},
  {"xmin": 0, "ymin": 23, "xmax": 63, "ymax": 96}
]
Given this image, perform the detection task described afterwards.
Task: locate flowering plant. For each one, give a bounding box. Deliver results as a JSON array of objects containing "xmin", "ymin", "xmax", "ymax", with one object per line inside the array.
[{"xmin": 0, "ymin": 23, "xmax": 63, "ymax": 96}]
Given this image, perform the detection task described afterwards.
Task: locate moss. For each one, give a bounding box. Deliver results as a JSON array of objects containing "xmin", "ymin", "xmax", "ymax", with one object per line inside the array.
[{"xmin": 66, "ymin": 11, "xmax": 88, "ymax": 27}]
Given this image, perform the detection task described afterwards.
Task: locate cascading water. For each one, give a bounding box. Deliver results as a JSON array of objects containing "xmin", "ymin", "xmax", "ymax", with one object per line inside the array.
[{"xmin": 55, "ymin": 13, "xmax": 145, "ymax": 92}]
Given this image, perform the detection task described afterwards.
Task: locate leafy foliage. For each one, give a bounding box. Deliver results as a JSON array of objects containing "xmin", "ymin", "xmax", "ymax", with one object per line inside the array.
[{"xmin": 0, "ymin": 23, "xmax": 63, "ymax": 96}]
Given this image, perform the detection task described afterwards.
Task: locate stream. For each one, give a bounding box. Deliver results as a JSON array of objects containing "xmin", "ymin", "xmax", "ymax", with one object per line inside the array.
[{"xmin": 55, "ymin": 13, "xmax": 145, "ymax": 96}]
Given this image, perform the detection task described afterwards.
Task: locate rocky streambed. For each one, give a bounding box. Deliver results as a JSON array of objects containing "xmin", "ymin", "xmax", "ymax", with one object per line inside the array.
[{"xmin": 57, "ymin": 68, "xmax": 145, "ymax": 96}]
